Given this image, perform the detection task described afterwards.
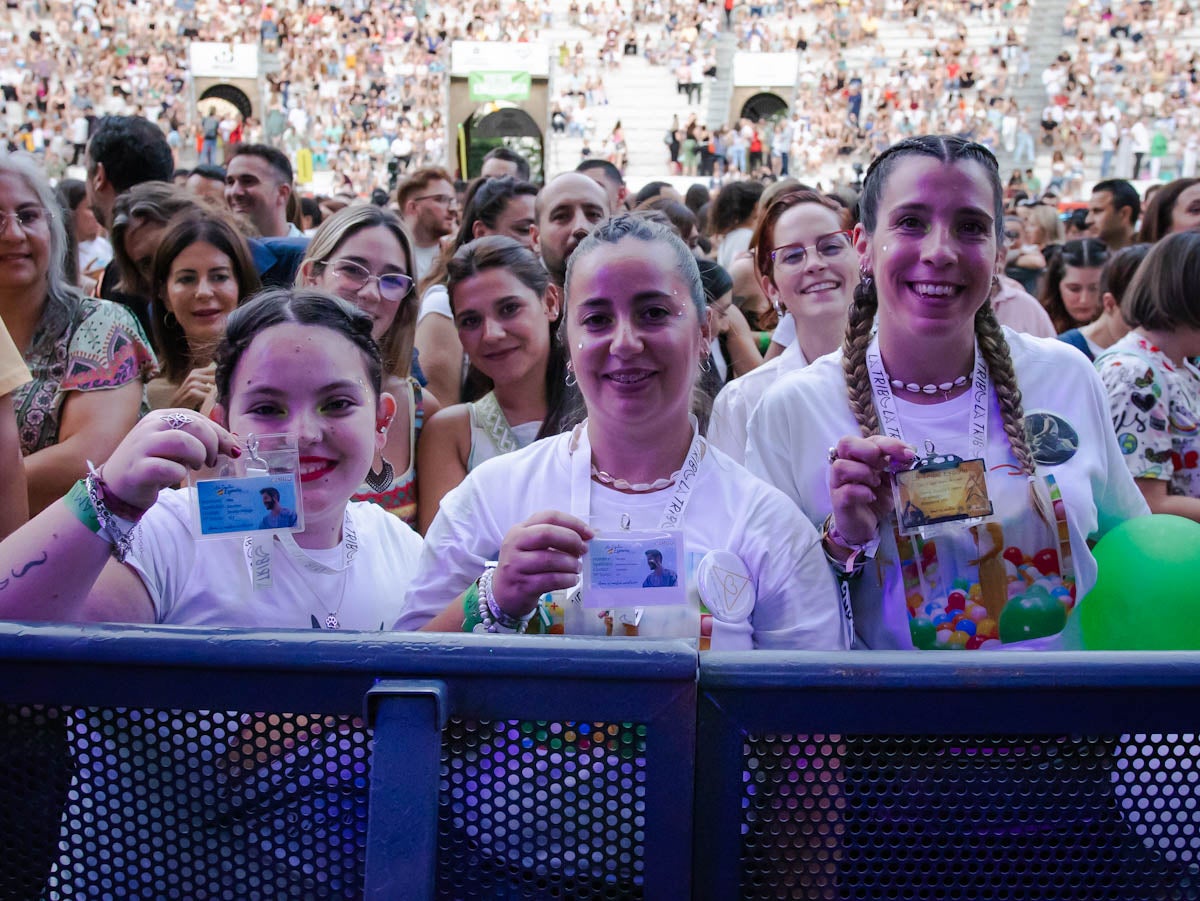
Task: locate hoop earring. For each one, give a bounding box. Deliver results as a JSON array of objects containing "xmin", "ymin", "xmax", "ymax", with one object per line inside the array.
[
  {"xmin": 699, "ymin": 355, "xmax": 712, "ymax": 374},
  {"xmin": 164, "ymin": 309, "xmax": 179, "ymax": 328},
  {"xmin": 363, "ymin": 456, "xmax": 395, "ymax": 493},
  {"xmin": 565, "ymin": 363, "xmax": 577, "ymax": 388},
  {"xmin": 859, "ymin": 272, "xmax": 873, "ymax": 294}
]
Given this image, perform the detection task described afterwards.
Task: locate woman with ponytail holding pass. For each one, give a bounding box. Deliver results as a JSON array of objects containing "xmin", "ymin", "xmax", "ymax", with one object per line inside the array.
[{"xmin": 747, "ymin": 136, "xmax": 1146, "ymax": 650}]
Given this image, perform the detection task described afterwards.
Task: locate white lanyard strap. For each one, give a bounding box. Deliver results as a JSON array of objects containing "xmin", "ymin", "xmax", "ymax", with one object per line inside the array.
[
  {"xmin": 244, "ymin": 510, "xmax": 357, "ymax": 589},
  {"xmin": 865, "ymin": 336, "xmax": 990, "ymax": 461},
  {"xmin": 568, "ymin": 418, "xmax": 706, "ymax": 530}
]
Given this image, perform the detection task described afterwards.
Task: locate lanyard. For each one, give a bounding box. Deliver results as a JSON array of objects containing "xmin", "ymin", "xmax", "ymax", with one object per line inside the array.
[
  {"xmin": 865, "ymin": 335, "xmax": 990, "ymax": 461},
  {"xmin": 567, "ymin": 418, "xmax": 706, "ymax": 530},
  {"xmin": 243, "ymin": 509, "xmax": 357, "ymax": 590}
]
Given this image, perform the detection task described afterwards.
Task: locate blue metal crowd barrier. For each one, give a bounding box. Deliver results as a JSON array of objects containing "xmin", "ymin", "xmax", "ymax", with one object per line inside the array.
[
  {"xmin": 695, "ymin": 651, "xmax": 1200, "ymax": 900},
  {"xmin": 0, "ymin": 623, "xmax": 697, "ymax": 900},
  {"xmin": 3, "ymin": 624, "xmax": 1200, "ymax": 900}
]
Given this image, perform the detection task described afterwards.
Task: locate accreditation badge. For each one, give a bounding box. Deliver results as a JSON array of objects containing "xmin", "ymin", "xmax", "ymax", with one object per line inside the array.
[
  {"xmin": 581, "ymin": 529, "xmax": 687, "ymax": 609},
  {"xmin": 893, "ymin": 449, "xmax": 993, "ymax": 538}
]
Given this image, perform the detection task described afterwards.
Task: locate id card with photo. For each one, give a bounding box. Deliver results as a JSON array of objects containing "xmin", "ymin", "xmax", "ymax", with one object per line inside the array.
[
  {"xmin": 190, "ymin": 433, "xmax": 304, "ymax": 539},
  {"xmin": 581, "ymin": 530, "xmax": 687, "ymax": 609},
  {"xmin": 893, "ymin": 454, "xmax": 993, "ymax": 536}
]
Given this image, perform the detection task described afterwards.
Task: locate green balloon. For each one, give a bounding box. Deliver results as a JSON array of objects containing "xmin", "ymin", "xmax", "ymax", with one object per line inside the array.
[
  {"xmin": 1081, "ymin": 514, "xmax": 1200, "ymax": 650},
  {"xmin": 1000, "ymin": 592, "xmax": 1068, "ymax": 644},
  {"xmin": 910, "ymin": 616, "xmax": 937, "ymax": 650}
]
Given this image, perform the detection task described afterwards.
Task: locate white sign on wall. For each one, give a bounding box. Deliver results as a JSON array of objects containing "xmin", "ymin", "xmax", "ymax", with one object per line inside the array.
[{"xmin": 188, "ymin": 43, "xmax": 259, "ymax": 79}]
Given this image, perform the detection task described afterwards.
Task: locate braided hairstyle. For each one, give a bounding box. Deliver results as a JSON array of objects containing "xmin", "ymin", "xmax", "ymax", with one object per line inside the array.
[{"xmin": 842, "ymin": 135, "xmax": 1038, "ymax": 476}]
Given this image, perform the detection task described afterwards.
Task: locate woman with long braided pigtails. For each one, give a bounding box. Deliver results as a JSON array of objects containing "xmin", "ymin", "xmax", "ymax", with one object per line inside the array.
[{"xmin": 748, "ymin": 135, "xmax": 1147, "ymax": 651}]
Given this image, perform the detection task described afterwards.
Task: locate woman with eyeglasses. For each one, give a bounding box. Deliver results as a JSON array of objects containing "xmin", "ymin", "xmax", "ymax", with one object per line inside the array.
[
  {"xmin": 413, "ymin": 176, "xmax": 540, "ymax": 407},
  {"xmin": 1040, "ymin": 238, "xmax": 1110, "ymax": 334},
  {"xmin": 146, "ymin": 211, "xmax": 261, "ymax": 413},
  {"xmin": 708, "ymin": 189, "xmax": 857, "ymax": 463},
  {"xmin": 299, "ymin": 204, "xmax": 439, "ymax": 528},
  {"xmin": 0, "ymin": 151, "xmax": 156, "ymax": 516}
]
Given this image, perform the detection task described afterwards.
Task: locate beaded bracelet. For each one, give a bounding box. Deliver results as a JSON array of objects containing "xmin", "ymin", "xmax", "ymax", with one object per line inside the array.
[{"xmin": 476, "ymin": 565, "xmax": 535, "ymax": 634}]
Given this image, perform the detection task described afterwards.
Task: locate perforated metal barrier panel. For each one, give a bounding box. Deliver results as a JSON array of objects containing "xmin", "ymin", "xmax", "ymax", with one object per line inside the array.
[
  {"xmin": 436, "ymin": 718, "xmax": 648, "ymax": 900},
  {"xmin": 0, "ymin": 704, "xmax": 372, "ymax": 899},
  {"xmin": 739, "ymin": 733, "xmax": 1200, "ymax": 901}
]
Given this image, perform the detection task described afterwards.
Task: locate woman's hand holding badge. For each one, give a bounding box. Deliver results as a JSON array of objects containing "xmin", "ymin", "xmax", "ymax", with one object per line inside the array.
[
  {"xmin": 827, "ymin": 435, "xmax": 915, "ymax": 550},
  {"xmin": 492, "ymin": 511, "xmax": 595, "ymax": 617},
  {"xmin": 99, "ymin": 408, "xmax": 241, "ymax": 514}
]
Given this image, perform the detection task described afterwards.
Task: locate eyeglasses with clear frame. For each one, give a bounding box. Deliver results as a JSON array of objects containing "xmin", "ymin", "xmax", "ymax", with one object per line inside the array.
[
  {"xmin": 0, "ymin": 207, "xmax": 51, "ymax": 236},
  {"xmin": 325, "ymin": 259, "xmax": 414, "ymax": 303},
  {"xmin": 769, "ymin": 230, "xmax": 854, "ymax": 271},
  {"xmin": 412, "ymin": 193, "xmax": 458, "ymax": 208}
]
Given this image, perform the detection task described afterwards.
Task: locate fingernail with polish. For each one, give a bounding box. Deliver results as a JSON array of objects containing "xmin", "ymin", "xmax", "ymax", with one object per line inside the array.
[{"xmin": 230, "ymin": 446, "xmax": 242, "ymax": 458}]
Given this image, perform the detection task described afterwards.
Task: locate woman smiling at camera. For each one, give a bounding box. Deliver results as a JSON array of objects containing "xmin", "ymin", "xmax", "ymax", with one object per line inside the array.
[
  {"xmin": 397, "ymin": 216, "xmax": 843, "ymax": 649},
  {"xmin": 299, "ymin": 204, "xmax": 439, "ymax": 528},
  {"xmin": 146, "ymin": 212, "xmax": 261, "ymax": 413},
  {"xmin": 708, "ymin": 189, "xmax": 858, "ymax": 462},
  {"xmin": 747, "ymin": 136, "xmax": 1146, "ymax": 651},
  {"xmin": 0, "ymin": 289, "xmax": 422, "ymax": 628},
  {"xmin": 415, "ymin": 236, "xmax": 570, "ymax": 534}
]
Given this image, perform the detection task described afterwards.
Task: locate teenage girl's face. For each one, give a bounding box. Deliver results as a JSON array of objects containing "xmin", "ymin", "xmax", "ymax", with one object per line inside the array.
[
  {"xmin": 163, "ymin": 241, "xmax": 241, "ymax": 348},
  {"xmin": 565, "ymin": 237, "xmax": 707, "ymax": 432},
  {"xmin": 1060, "ymin": 264, "xmax": 1103, "ymax": 325},
  {"xmin": 452, "ymin": 267, "xmax": 558, "ymax": 386},
  {"xmin": 311, "ymin": 225, "xmax": 412, "ymax": 343},
  {"xmin": 219, "ymin": 322, "xmax": 394, "ymax": 541},
  {"xmin": 763, "ymin": 203, "xmax": 858, "ymax": 323}
]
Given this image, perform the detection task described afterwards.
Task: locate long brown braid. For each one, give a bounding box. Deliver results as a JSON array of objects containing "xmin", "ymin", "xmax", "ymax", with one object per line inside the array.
[
  {"xmin": 975, "ymin": 301, "xmax": 1037, "ymax": 476},
  {"xmin": 844, "ymin": 135, "xmax": 1037, "ymax": 471},
  {"xmin": 842, "ymin": 278, "xmax": 881, "ymax": 438}
]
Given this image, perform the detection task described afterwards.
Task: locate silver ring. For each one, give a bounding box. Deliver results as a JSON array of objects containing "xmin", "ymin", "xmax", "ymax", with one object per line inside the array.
[
  {"xmin": 827, "ymin": 446, "xmax": 839, "ymax": 464},
  {"xmin": 160, "ymin": 413, "xmax": 196, "ymax": 430}
]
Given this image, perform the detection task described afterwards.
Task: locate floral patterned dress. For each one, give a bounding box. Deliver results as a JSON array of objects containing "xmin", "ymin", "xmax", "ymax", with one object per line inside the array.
[{"xmin": 13, "ymin": 294, "xmax": 157, "ymax": 456}]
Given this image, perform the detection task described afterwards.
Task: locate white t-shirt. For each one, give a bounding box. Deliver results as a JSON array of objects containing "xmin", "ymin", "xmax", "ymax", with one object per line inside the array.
[
  {"xmin": 771, "ymin": 312, "xmax": 796, "ymax": 348},
  {"xmin": 126, "ymin": 489, "xmax": 423, "ymax": 629},
  {"xmin": 412, "ymin": 242, "xmax": 439, "ymax": 284},
  {"xmin": 396, "ymin": 431, "xmax": 846, "ymax": 650},
  {"xmin": 717, "ymin": 226, "xmax": 753, "ymax": 271},
  {"xmin": 708, "ymin": 339, "xmax": 810, "ymax": 463},
  {"xmin": 417, "ymin": 282, "xmax": 452, "ymax": 324},
  {"xmin": 746, "ymin": 331, "xmax": 1149, "ymax": 650}
]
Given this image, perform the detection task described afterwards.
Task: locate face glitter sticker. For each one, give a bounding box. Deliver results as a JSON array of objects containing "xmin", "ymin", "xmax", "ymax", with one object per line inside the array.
[{"xmin": 1024, "ymin": 412, "xmax": 1080, "ymax": 467}]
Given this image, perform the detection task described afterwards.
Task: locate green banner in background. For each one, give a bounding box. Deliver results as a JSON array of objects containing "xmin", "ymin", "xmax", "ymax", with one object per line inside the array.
[{"xmin": 468, "ymin": 71, "xmax": 531, "ymax": 102}]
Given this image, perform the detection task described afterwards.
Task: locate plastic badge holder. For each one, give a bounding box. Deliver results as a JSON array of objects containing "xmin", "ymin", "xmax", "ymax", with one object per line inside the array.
[
  {"xmin": 189, "ymin": 433, "xmax": 304, "ymax": 539},
  {"xmin": 892, "ymin": 450, "xmax": 994, "ymax": 539},
  {"xmin": 581, "ymin": 529, "xmax": 687, "ymax": 609}
]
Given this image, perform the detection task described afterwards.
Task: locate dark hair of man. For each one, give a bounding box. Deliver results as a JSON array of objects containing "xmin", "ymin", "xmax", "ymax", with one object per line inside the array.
[
  {"xmin": 633, "ymin": 180, "xmax": 672, "ymax": 206},
  {"xmin": 226, "ymin": 143, "xmax": 294, "ymax": 184},
  {"xmin": 87, "ymin": 115, "xmax": 174, "ymax": 191},
  {"xmin": 189, "ymin": 164, "xmax": 227, "ymax": 182},
  {"xmin": 483, "ymin": 146, "xmax": 531, "ymax": 182},
  {"xmin": 1092, "ymin": 178, "xmax": 1142, "ymax": 224},
  {"xmin": 576, "ymin": 158, "xmax": 623, "ymax": 189}
]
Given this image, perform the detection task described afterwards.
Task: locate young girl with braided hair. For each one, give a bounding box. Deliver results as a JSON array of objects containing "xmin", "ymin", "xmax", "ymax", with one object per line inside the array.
[{"xmin": 748, "ymin": 135, "xmax": 1147, "ymax": 650}]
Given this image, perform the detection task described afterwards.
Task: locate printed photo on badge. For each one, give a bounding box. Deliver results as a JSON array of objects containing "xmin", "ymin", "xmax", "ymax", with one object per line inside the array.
[
  {"xmin": 194, "ymin": 473, "xmax": 304, "ymax": 537},
  {"xmin": 582, "ymin": 531, "xmax": 687, "ymax": 609}
]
